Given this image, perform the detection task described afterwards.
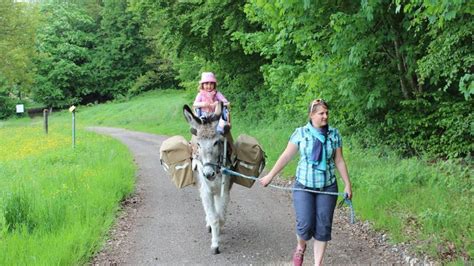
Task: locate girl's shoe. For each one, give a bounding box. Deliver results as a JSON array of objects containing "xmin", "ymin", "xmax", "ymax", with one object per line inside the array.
[
  {"xmin": 217, "ymin": 118, "xmax": 227, "ymax": 134},
  {"xmin": 223, "ymin": 125, "xmax": 230, "ymax": 134}
]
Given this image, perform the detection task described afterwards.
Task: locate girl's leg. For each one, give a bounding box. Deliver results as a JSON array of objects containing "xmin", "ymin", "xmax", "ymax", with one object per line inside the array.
[
  {"xmin": 194, "ymin": 107, "xmax": 202, "ymax": 117},
  {"xmin": 222, "ymin": 107, "xmax": 231, "ymax": 133},
  {"xmin": 314, "ymin": 240, "xmax": 327, "ymax": 266}
]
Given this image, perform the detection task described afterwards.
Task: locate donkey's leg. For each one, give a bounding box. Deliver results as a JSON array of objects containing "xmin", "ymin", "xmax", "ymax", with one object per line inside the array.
[
  {"xmin": 215, "ymin": 176, "xmax": 231, "ymax": 227},
  {"xmin": 198, "ymin": 182, "xmax": 213, "ymax": 231},
  {"xmin": 199, "ymin": 186, "xmax": 221, "ymax": 254}
]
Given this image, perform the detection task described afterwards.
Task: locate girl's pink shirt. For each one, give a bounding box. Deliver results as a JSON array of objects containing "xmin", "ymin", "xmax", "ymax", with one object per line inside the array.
[{"xmin": 194, "ymin": 90, "xmax": 228, "ymax": 113}]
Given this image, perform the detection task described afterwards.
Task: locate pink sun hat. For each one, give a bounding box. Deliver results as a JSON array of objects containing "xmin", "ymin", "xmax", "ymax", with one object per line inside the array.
[{"xmin": 199, "ymin": 72, "xmax": 218, "ymax": 84}]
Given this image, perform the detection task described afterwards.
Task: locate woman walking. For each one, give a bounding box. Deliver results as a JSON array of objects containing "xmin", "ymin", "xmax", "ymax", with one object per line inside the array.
[{"xmin": 259, "ymin": 99, "xmax": 352, "ymax": 266}]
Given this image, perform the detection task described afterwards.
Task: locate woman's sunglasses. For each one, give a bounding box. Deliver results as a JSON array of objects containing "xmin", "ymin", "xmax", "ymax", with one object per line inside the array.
[{"xmin": 310, "ymin": 99, "xmax": 327, "ymax": 113}]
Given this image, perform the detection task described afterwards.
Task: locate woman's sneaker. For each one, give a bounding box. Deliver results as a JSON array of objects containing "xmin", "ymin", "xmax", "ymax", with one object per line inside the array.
[{"xmin": 292, "ymin": 246, "xmax": 305, "ymax": 266}]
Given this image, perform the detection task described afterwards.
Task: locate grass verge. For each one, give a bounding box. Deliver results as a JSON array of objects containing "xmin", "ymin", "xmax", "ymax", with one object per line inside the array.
[{"xmin": 0, "ymin": 118, "xmax": 135, "ymax": 264}]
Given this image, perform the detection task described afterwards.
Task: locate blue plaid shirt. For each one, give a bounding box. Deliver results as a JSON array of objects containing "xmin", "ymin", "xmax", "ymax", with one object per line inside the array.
[{"xmin": 289, "ymin": 123, "xmax": 342, "ymax": 188}]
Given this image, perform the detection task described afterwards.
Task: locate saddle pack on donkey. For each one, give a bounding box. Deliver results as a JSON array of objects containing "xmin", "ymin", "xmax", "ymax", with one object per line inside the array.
[
  {"xmin": 231, "ymin": 134, "xmax": 266, "ymax": 188},
  {"xmin": 159, "ymin": 135, "xmax": 195, "ymax": 188}
]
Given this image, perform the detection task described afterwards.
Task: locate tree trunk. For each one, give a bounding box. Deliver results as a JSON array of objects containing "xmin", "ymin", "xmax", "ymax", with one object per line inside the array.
[{"xmin": 393, "ymin": 38, "xmax": 409, "ymax": 99}]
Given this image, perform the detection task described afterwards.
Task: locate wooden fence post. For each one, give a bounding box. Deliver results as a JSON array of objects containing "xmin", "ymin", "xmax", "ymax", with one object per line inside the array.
[{"xmin": 43, "ymin": 109, "xmax": 49, "ymax": 134}]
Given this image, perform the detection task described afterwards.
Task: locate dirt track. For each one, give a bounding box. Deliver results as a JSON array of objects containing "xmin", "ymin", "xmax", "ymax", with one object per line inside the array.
[{"xmin": 88, "ymin": 127, "xmax": 411, "ymax": 265}]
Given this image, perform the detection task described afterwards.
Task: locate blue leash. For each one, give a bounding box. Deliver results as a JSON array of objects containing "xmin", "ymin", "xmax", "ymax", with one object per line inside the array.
[{"xmin": 221, "ymin": 167, "xmax": 355, "ymax": 224}]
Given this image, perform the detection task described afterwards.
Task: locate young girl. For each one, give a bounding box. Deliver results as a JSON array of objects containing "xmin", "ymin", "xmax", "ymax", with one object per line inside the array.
[{"xmin": 193, "ymin": 72, "xmax": 231, "ymax": 134}]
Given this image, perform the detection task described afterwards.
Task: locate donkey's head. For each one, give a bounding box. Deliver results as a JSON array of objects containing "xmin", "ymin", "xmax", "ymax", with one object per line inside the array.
[{"xmin": 183, "ymin": 103, "xmax": 225, "ymax": 181}]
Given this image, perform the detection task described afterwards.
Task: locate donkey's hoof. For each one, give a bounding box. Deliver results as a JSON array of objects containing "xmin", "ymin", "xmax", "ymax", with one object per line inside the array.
[
  {"xmin": 211, "ymin": 247, "xmax": 220, "ymax": 255},
  {"xmin": 207, "ymin": 226, "xmax": 211, "ymax": 233}
]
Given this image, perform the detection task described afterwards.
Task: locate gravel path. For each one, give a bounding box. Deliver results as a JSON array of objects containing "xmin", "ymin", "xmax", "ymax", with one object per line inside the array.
[{"xmin": 88, "ymin": 127, "xmax": 409, "ymax": 265}]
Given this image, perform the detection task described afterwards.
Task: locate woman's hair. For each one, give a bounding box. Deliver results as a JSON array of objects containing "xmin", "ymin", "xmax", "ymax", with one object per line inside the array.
[{"xmin": 308, "ymin": 99, "xmax": 329, "ymax": 114}]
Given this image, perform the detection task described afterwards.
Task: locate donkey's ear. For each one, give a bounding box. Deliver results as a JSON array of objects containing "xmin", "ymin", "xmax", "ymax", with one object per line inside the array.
[{"xmin": 183, "ymin": 105, "xmax": 202, "ymax": 127}]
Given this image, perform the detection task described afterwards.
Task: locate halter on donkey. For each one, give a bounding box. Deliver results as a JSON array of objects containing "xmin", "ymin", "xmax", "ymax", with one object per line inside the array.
[{"xmin": 183, "ymin": 102, "xmax": 232, "ymax": 255}]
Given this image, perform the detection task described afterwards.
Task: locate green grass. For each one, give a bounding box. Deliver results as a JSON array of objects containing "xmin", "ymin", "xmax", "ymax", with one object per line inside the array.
[
  {"xmin": 0, "ymin": 118, "xmax": 135, "ymax": 264},
  {"xmin": 76, "ymin": 90, "xmax": 191, "ymax": 135},
  {"xmin": 346, "ymin": 142, "xmax": 472, "ymax": 261},
  {"xmin": 1, "ymin": 89, "xmax": 472, "ymax": 263}
]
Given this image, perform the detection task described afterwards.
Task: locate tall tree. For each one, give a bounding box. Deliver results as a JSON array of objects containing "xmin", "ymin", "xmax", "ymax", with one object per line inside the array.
[
  {"xmin": 33, "ymin": 2, "xmax": 97, "ymax": 108},
  {"xmin": 0, "ymin": 0, "xmax": 39, "ymax": 118},
  {"xmin": 91, "ymin": 0, "xmax": 155, "ymax": 100}
]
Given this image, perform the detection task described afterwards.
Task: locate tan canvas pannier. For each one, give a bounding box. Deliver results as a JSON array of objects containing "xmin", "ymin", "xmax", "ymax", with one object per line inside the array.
[
  {"xmin": 232, "ymin": 134, "xmax": 266, "ymax": 188},
  {"xmin": 159, "ymin": 136, "xmax": 195, "ymax": 188}
]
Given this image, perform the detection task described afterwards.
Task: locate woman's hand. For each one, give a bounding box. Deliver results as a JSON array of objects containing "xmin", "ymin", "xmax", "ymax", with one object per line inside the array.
[
  {"xmin": 335, "ymin": 147, "xmax": 352, "ymax": 200},
  {"xmin": 259, "ymin": 174, "xmax": 273, "ymax": 187},
  {"xmin": 259, "ymin": 142, "xmax": 298, "ymax": 188},
  {"xmin": 344, "ymin": 185, "xmax": 352, "ymax": 200}
]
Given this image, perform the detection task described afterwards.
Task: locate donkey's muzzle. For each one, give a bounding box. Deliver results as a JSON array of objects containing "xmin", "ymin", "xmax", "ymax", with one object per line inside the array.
[
  {"xmin": 202, "ymin": 162, "xmax": 220, "ymax": 181},
  {"xmin": 203, "ymin": 168, "xmax": 216, "ymax": 181},
  {"xmin": 205, "ymin": 173, "xmax": 217, "ymax": 181}
]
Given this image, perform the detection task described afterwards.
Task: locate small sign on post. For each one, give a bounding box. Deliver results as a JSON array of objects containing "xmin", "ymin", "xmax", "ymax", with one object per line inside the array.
[
  {"xmin": 69, "ymin": 106, "xmax": 76, "ymax": 148},
  {"xmin": 16, "ymin": 104, "xmax": 24, "ymax": 115}
]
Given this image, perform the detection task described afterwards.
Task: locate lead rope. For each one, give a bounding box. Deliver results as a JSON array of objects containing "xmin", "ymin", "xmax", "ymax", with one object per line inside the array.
[{"xmin": 221, "ymin": 167, "xmax": 355, "ymax": 224}]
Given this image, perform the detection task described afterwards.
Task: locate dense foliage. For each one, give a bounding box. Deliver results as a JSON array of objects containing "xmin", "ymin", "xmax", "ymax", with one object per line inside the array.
[
  {"xmin": 0, "ymin": 0, "xmax": 39, "ymax": 117},
  {"xmin": 0, "ymin": 0, "xmax": 472, "ymax": 159},
  {"xmin": 32, "ymin": 1, "xmax": 175, "ymax": 108},
  {"xmin": 92, "ymin": 0, "xmax": 163, "ymax": 99},
  {"xmin": 0, "ymin": 0, "xmax": 176, "ymax": 114},
  {"xmin": 33, "ymin": 3, "xmax": 97, "ymax": 108},
  {"xmin": 129, "ymin": 0, "xmax": 268, "ymax": 107},
  {"xmin": 129, "ymin": 0, "xmax": 473, "ymax": 160}
]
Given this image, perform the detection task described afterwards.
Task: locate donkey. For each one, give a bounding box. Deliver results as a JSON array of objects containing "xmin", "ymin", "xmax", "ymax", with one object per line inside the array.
[{"xmin": 183, "ymin": 103, "xmax": 231, "ymax": 255}]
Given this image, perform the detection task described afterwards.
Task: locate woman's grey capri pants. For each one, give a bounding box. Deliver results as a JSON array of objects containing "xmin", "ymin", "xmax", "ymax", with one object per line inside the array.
[{"xmin": 292, "ymin": 181, "xmax": 338, "ymax": 241}]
